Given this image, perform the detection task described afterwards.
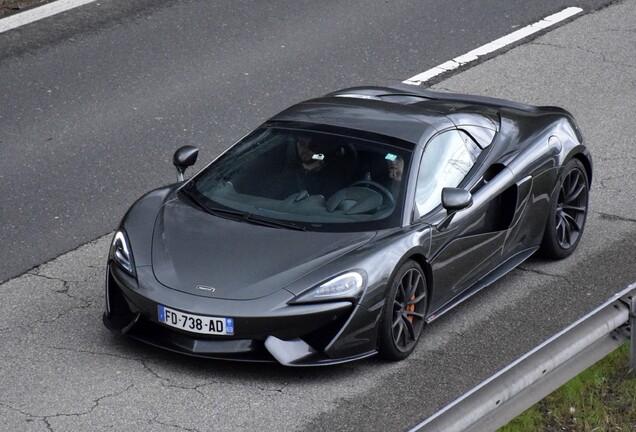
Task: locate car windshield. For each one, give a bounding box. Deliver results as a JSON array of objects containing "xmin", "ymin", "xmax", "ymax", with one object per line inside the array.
[{"xmin": 182, "ymin": 127, "xmax": 412, "ymax": 232}]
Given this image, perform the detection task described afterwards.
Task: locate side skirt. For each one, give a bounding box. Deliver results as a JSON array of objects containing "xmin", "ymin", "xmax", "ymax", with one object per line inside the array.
[{"xmin": 426, "ymin": 246, "xmax": 539, "ymax": 323}]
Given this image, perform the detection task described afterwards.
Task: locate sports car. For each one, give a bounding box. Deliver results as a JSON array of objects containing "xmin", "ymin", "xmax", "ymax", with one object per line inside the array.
[{"xmin": 103, "ymin": 85, "xmax": 592, "ymax": 366}]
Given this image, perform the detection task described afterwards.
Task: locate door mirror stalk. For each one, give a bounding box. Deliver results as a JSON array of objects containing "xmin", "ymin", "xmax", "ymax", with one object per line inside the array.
[{"xmin": 173, "ymin": 146, "xmax": 199, "ymax": 181}]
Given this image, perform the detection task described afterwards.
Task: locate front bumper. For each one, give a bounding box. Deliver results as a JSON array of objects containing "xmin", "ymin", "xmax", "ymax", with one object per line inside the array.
[{"xmin": 103, "ymin": 263, "xmax": 379, "ymax": 366}]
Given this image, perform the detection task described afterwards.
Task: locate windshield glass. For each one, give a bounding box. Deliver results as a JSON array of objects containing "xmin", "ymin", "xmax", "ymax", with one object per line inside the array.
[{"xmin": 182, "ymin": 127, "xmax": 412, "ymax": 232}]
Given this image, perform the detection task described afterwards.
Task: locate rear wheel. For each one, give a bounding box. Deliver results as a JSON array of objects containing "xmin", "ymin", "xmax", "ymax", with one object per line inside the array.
[
  {"xmin": 378, "ymin": 261, "xmax": 428, "ymax": 360},
  {"xmin": 539, "ymin": 159, "xmax": 589, "ymax": 259}
]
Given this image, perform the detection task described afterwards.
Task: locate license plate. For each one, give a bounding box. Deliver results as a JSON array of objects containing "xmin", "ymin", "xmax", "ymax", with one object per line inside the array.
[{"xmin": 158, "ymin": 305, "xmax": 234, "ymax": 335}]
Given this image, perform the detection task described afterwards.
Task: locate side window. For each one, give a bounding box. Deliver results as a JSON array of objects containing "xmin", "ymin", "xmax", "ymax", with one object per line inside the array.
[{"xmin": 415, "ymin": 130, "xmax": 481, "ymax": 216}]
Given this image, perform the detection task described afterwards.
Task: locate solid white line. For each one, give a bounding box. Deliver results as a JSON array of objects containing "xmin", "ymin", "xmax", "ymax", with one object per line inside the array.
[
  {"xmin": 0, "ymin": 0, "xmax": 97, "ymax": 34},
  {"xmin": 403, "ymin": 6, "xmax": 583, "ymax": 86}
]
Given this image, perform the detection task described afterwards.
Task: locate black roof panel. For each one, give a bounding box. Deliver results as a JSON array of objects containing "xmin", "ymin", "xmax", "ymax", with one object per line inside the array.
[{"xmin": 270, "ymin": 96, "xmax": 453, "ymax": 145}]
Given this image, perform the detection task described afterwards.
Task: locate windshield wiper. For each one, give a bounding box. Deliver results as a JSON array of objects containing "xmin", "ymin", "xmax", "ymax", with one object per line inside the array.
[
  {"xmin": 245, "ymin": 213, "xmax": 307, "ymax": 231},
  {"xmin": 179, "ymin": 188, "xmax": 246, "ymax": 219},
  {"xmin": 199, "ymin": 204, "xmax": 248, "ymax": 221},
  {"xmin": 208, "ymin": 207, "xmax": 306, "ymax": 231},
  {"xmin": 181, "ymin": 194, "xmax": 306, "ymax": 231}
]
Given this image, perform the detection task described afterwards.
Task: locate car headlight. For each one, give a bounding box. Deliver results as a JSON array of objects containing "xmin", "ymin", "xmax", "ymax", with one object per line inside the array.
[
  {"xmin": 293, "ymin": 271, "xmax": 365, "ymax": 303},
  {"xmin": 109, "ymin": 229, "xmax": 136, "ymax": 277}
]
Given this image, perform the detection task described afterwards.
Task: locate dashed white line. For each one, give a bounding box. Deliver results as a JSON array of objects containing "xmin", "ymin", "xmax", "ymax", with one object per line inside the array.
[
  {"xmin": 0, "ymin": 0, "xmax": 97, "ymax": 34},
  {"xmin": 403, "ymin": 6, "xmax": 583, "ymax": 86}
]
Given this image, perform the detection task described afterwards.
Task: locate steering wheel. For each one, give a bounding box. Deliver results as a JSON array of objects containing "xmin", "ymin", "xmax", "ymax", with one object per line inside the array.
[{"xmin": 350, "ymin": 180, "xmax": 395, "ymax": 207}]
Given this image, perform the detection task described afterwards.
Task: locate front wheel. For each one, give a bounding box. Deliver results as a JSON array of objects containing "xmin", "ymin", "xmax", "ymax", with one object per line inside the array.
[
  {"xmin": 539, "ymin": 159, "xmax": 589, "ymax": 259},
  {"xmin": 378, "ymin": 261, "xmax": 428, "ymax": 361}
]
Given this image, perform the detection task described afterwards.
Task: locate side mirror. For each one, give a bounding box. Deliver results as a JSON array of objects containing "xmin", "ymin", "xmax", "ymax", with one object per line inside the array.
[
  {"xmin": 441, "ymin": 187, "xmax": 473, "ymax": 212},
  {"xmin": 173, "ymin": 146, "xmax": 199, "ymax": 181},
  {"xmin": 438, "ymin": 188, "xmax": 473, "ymax": 231}
]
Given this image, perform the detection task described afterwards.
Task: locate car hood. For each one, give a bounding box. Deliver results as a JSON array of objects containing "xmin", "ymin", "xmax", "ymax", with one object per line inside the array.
[{"xmin": 151, "ymin": 198, "xmax": 376, "ymax": 300}]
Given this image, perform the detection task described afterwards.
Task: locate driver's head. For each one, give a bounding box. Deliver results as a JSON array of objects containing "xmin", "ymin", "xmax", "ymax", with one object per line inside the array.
[{"xmin": 296, "ymin": 136, "xmax": 320, "ymax": 164}]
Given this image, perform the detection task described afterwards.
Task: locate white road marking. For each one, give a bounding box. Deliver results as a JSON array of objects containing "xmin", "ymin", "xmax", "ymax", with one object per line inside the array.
[
  {"xmin": 0, "ymin": 0, "xmax": 97, "ymax": 34},
  {"xmin": 403, "ymin": 7, "xmax": 583, "ymax": 86}
]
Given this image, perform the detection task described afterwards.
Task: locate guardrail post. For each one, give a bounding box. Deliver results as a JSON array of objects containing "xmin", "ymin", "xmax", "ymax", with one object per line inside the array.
[{"xmin": 629, "ymin": 293, "xmax": 636, "ymax": 377}]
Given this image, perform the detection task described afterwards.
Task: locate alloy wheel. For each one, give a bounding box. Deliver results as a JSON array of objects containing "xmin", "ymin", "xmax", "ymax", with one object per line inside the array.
[
  {"xmin": 555, "ymin": 168, "xmax": 588, "ymax": 250},
  {"xmin": 391, "ymin": 267, "xmax": 427, "ymax": 352}
]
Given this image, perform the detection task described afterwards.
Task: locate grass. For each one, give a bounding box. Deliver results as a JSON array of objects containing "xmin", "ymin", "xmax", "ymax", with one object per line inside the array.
[
  {"xmin": 499, "ymin": 343, "xmax": 636, "ymax": 431},
  {"xmin": 0, "ymin": 0, "xmax": 48, "ymax": 13},
  {"xmin": 0, "ymin": 0, "xmax": 24, "ymax": 7}
]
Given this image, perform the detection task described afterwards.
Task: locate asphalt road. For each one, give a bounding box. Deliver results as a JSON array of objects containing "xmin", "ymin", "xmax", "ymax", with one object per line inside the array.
[
  {"xmin": 1, "ymin": 1, "xmax": 635, "ymax": 432},
  {"xmin": 0, "ymin": 0, "xmax": 616, "ymax": 283}
]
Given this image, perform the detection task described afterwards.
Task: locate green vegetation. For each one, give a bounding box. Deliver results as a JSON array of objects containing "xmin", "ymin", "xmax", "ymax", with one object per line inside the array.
[
  {"xmin": 0, "ymin": 0, "xmax": 46, "ymax": 12},
  {"xmin": 1, "ymin": 0, "xmax": 49, "ymax": 18},
  {"xmin": 500, "ymin": 343, "xmax": 635, "ymax": 431},
  {"xmin": 0, "ymin": 0, "xmax": 22, "ymax": 7}
]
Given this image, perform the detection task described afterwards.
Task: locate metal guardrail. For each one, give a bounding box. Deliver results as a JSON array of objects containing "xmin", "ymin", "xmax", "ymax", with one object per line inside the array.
[{"xmin": 409, "ymin": 282, "xmax": 636, "ymax": 432}]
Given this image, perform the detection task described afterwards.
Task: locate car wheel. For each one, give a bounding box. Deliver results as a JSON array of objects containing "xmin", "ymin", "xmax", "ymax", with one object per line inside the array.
[
  {"xmin": 539, "ymin": 159, "xmax": 589, "ymax": 259},
  {"xmin": 378, "ymin": 260, "xmax": 428, "ymax": 360}
]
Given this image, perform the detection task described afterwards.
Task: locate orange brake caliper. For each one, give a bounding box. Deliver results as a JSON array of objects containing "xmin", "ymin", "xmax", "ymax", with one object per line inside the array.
[{"xmin": 406, "ymin": 295, "xmax": 415, "ymax": 323}]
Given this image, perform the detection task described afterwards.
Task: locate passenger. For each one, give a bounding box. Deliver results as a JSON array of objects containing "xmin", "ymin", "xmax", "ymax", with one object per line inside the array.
[{"xmin": 386, "ymin": 155, "xmax": 404, "ymax": 198}]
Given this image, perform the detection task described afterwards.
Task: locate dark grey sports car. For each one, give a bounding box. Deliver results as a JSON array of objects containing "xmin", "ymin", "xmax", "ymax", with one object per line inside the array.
[{"xmin": 103, "ymin": 85, "xmax": 591, "ymax": 366}]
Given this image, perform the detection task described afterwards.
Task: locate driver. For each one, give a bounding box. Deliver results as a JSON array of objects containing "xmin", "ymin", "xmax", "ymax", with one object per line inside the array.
[{"xmin": 293, "ymin": 136, "xmax": 344, "ymax": 198}]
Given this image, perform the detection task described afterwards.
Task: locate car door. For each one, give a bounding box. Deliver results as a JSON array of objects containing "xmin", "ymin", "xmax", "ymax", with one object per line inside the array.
[{"xmin": 414, "ymin": 129, "xmax": 513, "ymax": 313}]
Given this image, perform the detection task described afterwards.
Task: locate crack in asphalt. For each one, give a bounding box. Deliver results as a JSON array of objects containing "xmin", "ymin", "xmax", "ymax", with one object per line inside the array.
[
  {"xmin": 603, "ymin": 27, "xmax": 636, "ymax": 35},
  {"xmin": 28, "ymin": 269, "xmax": 81, "ymax": 284},
  {"xmin": 26, "ymin": 272, "xmax": 72, "ymax": 293},
  {"xmin": 159, "ymin": 381, "xmax": 209, "ymax": 398},
  {"xmin": 45, "ymin": 345, "xmax": 145, "ymax": 361},
  {"xmin": 0, "ymin": 401, "xmax": 41, "ymax": 423},
  {"xmin": 26, "ymin": 272, "xmax": 94, "ymax": 306},
  {"xmin": 594, "ymin": 154, "xmax": 636, "ymax": 163},
  {"xmin": 140, "ymin": 358, "xmax": 168, "ymax": 381},
  {"xmin": 15, "ymin": 272, "xmax": 99, "ymax": 331},
  {"xmin": 529, "ymin": 40, "xmax": 636, "ymax": 69},
  {"xmin": 597, "ymin": 174, "xmax": 630, "ymax": 192},
  {"xmin": 139, "ymin": 360, "xmax": 222, "ymax": 397},
  {"xmin": 1, "ymin": 384, "xmax": 134, "ymax": 431},
  {"xmin": 596, "ymin": 211, "xmax": 636, "ymax": 223},
  {"xmin": 140, "ymin": 358, "xmax": 301, "ymax": 397},
  {"xmin": 42, "ymin": 384, "xmax": 135, "ymax": 430},
  {"xmin": 516, "ymin": 266, "xmax": 575, "ymax": 286},
  {"xmin": 14, "ymin": 303, "xmax": 94, "ymax": 334},
  {"xmin": 33, "ymin": 301, "xmax": 94, "ymax": 327},
  {"xmin": 240, "ymin": 376, "xmax": 303, "ymax": 401},
  {"xmin": 149, "ymin": 415, "xmax": 203, "ymax": 432}
]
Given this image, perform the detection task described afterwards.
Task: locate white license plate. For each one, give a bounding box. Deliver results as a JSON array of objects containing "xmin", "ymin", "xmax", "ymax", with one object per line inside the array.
[{"xmin": 158, "ymin": 305, "xmax": 234, "ymax": 335}]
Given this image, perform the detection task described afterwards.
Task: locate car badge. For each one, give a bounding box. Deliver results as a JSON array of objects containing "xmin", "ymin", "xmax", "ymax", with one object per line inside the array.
[{"xmin": 196, "ymin": 285, "xmax": 216, "ymax": 292}]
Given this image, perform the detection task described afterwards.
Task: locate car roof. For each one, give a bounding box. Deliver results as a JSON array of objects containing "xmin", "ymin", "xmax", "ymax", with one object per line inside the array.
[{"xmin": 269, "ymin": 95, "xmax": 455, "ymax": 146}]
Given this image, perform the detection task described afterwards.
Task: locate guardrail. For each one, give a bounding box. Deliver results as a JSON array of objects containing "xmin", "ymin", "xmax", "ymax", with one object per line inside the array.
[{"xmin": 409, "ymin": 282, "xmax": 636, "ymax": 432}]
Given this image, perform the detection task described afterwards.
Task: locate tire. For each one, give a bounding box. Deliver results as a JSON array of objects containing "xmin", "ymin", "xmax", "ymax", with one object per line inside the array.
[
  {"xmin": 378, "ymin": 260, "xmax": 428, "ymax": 361},
  {"xmin": 539, "ymin": 159, "xmax": 589, "ymax": 259}
]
